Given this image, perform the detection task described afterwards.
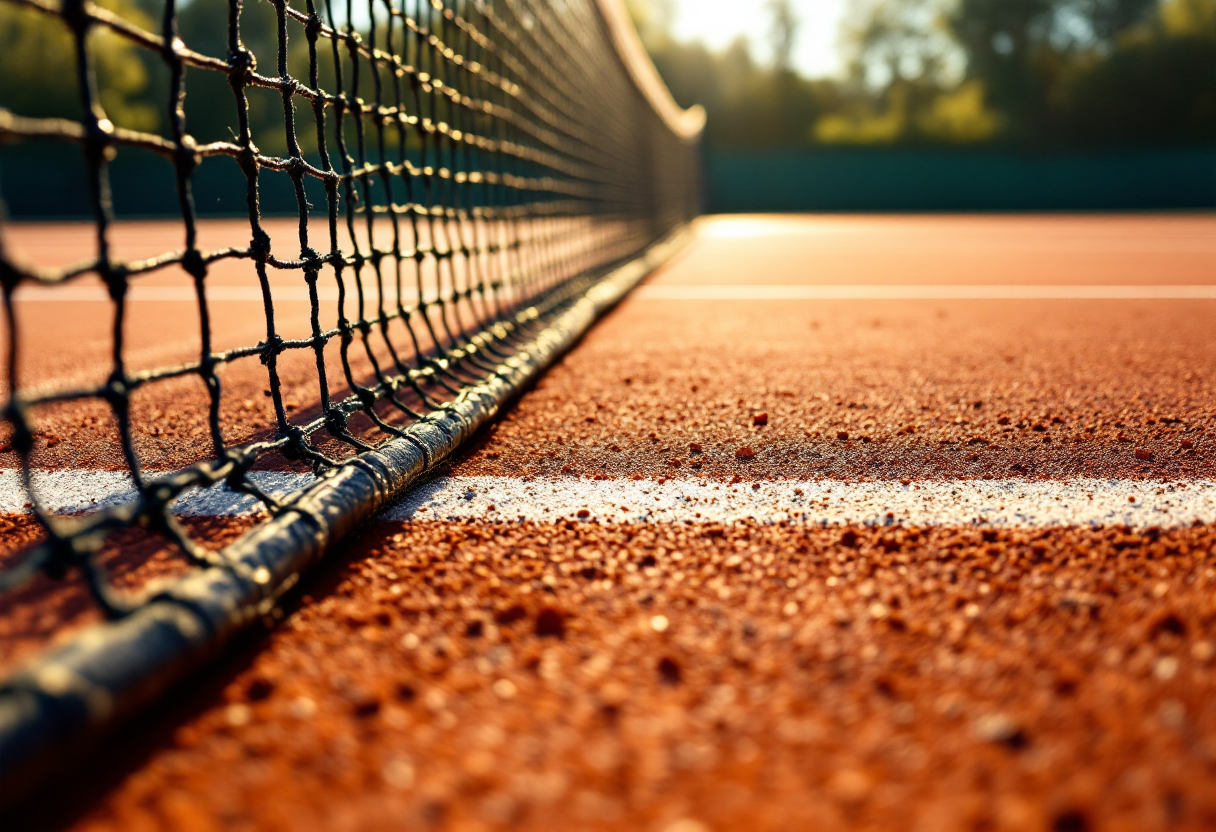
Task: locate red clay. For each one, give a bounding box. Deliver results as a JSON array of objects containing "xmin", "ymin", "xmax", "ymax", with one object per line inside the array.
[
  {"xmin": 2, "ymin": 215, "xmax": 1216, "ymax": 831},
  {"xmin": 67, "ymin": 521, "xmax": 1216, "ymax": 832},
  {"xmin": 3, "ymin": 215, "xmax": 1213, "ymax": 475},
  {"xmin": 1, "ymin": 215, "xmax": 513, "ymax": 471},
  {"xmin": 668, "ymin": 215, "xmax": 1216, "ymax": 286},
  {"xmin": 454, "ymin": 297, "xmax": 1214, "ymax": 481}
]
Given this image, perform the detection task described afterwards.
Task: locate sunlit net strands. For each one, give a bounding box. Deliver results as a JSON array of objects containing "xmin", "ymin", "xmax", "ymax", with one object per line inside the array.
[{"xmin": 0, "ymin": 0, "xmax": 701, "ymax": 800}]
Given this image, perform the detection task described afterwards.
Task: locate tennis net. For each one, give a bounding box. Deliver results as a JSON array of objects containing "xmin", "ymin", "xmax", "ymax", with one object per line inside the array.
[{"xmin": 0, "ymin": 0, "xmax": 702, "ymax": 803}]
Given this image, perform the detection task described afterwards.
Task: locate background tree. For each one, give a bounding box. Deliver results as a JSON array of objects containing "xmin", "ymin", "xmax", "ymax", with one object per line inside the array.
[
  {"xmin": 815, "ymin": 0, "xmax": 1213, "ymax": 146},
  {"xmin": 1057, "ymin": 0, "xmax": 1216, "ymax": 143},
  {"xmin": 765, "ymin": 0, "xmax": 800, "ymax": 73},
  {"xmin": 0, "ymin": 0, "xmax": 160, "ymax": 132},
  {"xmin": 3, "ymin": 0, "xmax": 1213, "ymax": 164}
]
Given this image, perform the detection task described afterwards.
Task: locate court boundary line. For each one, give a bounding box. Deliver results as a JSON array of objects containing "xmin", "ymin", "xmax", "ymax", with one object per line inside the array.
[
  {"xmin": 633, "ymin": 285, "xmax": 1216, "ymax": 301},
  {"xmin": 3, "ymin": 470, "xmax": 1214, "ymax": 529}
]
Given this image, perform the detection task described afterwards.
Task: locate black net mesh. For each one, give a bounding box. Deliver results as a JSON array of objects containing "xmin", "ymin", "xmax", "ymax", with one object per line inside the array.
[{"xmin": 0, "ymin": 0, "xmax": 699, "ymax": 618}]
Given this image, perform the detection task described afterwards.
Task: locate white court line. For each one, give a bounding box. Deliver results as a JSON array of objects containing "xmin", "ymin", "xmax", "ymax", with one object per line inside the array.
[
  {"xmin": 387, "ymin": 476, "xmax": 1216, "ymax": 528},
  {"xmin": 3, "ymin": 470, "xmax": 1215, "ymax": 529},
  {"xmin": 634, "ymin": 285, "xmax": 1216, "ymax": 301},
  {"xmin": 696, "ymin": 219, "xmax": 1216, "ymax": 250},
  {"xmin": 12, "ymin": 284, "xmax": 1216, "ymax": 302},
  {"xmin": 0, "ymin": 470, "xmax": 307, "ymax": 516}
]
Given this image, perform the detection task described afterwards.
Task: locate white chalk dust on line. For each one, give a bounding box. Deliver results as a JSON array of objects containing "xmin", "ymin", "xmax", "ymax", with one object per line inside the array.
[{"xmin": 3, "ymin": 469, "xmax": 1214, "ymax": 529}]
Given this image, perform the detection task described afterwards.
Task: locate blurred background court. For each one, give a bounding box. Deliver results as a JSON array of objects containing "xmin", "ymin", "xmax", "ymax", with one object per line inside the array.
[{"xmin": 4, "ymin": 0, "xmax": 1214, "ymax": 216}]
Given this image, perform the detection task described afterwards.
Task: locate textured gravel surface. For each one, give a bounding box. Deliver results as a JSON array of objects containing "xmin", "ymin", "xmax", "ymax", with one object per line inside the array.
[
  {"xmin": 58, "ymin": 521, "xmax": 1216, "ymax": 832},
  {"xmin": 453, "ymin": 295, "xmax": 1214, "ymax": 481}
]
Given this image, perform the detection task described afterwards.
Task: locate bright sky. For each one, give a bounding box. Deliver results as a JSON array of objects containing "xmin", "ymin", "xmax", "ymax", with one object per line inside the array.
[{"xmin": 668, "ymin": 0, "xmax": 851, "ymax": 78}]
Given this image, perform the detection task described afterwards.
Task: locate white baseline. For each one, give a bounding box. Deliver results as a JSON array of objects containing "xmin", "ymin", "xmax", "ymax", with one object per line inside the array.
[{"xmin": 2, "ymin": 470, "xmax": 1215, "ymax": 529}]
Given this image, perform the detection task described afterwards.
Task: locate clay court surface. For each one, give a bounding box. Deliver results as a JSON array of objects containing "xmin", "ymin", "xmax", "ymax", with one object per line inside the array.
[{"xmin": 3, "ymin": 214, "xmax": 1216, "ymax": 831}]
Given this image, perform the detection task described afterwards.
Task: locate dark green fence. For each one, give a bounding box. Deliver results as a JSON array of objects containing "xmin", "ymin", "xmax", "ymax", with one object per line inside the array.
[
  {"xmin": 0, "ymin": 143, "xmax": 279, "ymax": 218},
  {"xmin": 0, "ymin": 144, "xmax": 544, "ymax": 219},
  {"xmin": 4, "ymin": 143, "xmax": 1214, "ymax": 218},
  {"xmin": 705, "ymin": 147, "xmax": 1216, "ymax": 213}
]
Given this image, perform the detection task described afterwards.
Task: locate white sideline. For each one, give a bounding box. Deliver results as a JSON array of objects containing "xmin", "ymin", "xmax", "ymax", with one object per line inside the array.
[
  {"xmin": 2, "ymin": 469, "xmax": 1215, "ymax": 529},
  {"xmin": 633, "ymin": 285, "xmax": 1216, "ymax": 301},
  {"xmin": 0, "ymin": 469, "xmax": 305, "ymax": 516}
]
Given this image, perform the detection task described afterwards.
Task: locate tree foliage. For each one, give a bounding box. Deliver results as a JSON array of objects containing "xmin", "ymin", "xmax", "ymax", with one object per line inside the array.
[
  {"xmin": 765, "ymin": 0, "xmax": 799, "ymax": 73},
  {"xmin": 1, "ymin": 0, "xmax": 1212, "ymax": 157},
  {"xmin": 639, "ymin": 0, "xmax": 1216, "ymax": 149},
  {"xmin": 0, "ymin": 0, "xmax": 160, "ymax": 132}
]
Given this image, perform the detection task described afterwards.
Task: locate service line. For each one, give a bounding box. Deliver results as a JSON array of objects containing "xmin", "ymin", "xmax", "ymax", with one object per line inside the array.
[
  {"xmin": 634, "ymin": 285, "xmax": 1216, "ymax": 301},
  {"xmin": 2, "ymin": 470, "xmax": 1215, "ymax": 529}
]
